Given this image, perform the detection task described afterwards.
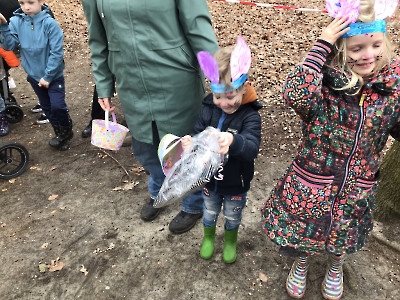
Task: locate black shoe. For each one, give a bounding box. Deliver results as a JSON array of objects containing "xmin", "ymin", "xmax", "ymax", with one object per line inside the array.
[
  {"xmin": 35, "ymin": 113, "xmax": 49, "ymax": 124},
  {"xmin": 81, "ymin": 121, "xmax": 92, "ymax": 138},
  {"xmin": 169, "ymin": 211, "xmax": 202, "ymax": 234},
  {"xmin": 140, "ymin": 198, "xmax": 162, "ymax": 221},
  {"xmin": 31, "ymin": 104, "xmax": 42, "ymax": 113}
]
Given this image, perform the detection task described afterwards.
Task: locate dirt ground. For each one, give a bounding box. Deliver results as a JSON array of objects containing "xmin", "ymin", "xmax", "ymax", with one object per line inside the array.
[{"xmin": 1, "ymin": 1, "xmax": 400, "ymax": 299}]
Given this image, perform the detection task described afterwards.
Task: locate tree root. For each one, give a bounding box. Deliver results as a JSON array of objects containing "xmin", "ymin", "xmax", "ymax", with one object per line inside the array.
[
  {"xmin": 371, "ymin": 222, "xmax": 400, "ymax": 253},
  {"xmin": 89, "ymin": 148, "xmax": 133, "ymax": 182}
]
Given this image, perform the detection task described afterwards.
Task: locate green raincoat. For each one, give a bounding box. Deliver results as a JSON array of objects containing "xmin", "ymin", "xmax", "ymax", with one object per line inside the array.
[{"xmin": 81, "ymin": 0, "xmax": 219, "ymax": 143}]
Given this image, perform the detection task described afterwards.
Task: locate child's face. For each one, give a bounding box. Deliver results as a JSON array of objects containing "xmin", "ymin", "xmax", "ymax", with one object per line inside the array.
[
  {"xmin": 345, "ymin": 32, "xmax": 385, "ymax": 78},
  {"xmin": 213, "ymin": 88, "xmax": 246, "ymax": 114},
  {"xmin": 19, "ymin": 0, "xmax": 44, "ymax": 16}
]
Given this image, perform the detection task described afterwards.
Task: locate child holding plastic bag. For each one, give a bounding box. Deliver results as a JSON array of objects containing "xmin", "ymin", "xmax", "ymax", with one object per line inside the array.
[
  {"xmin": 181, "ymin": 37, "xmax": 262, "ymax": 263},
  {"xmin": 261, "ymin": 0, "xmax": 400, "ymax": 298}
]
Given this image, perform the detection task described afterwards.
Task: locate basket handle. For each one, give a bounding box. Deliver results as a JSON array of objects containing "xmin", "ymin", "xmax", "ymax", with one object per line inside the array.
[{"xmin": 104, "ymin": 110, "xmax": 118, "ymax": 129}]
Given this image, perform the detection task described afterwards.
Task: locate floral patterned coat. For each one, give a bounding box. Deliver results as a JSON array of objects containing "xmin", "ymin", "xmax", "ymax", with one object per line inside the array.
[{"xmin": 261, "ymin": 40, "xmax": 400, "ymax": 256}]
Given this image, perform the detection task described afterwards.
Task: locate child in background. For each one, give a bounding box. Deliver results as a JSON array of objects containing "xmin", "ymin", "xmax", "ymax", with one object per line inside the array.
[
  {"xmin": 0, "ymin": 0, "xmax": 73, "ymax": 150},
  {"xmin": 181, "ymin": 37, "xmax": 262, "ymax": 263},
  {"xmin": 261, "ymin": 0, "xmax": 400, "ymax": 299},
  {"xmin": 0, "ymin": 45, "xmax": 19, "ymax": 136}
]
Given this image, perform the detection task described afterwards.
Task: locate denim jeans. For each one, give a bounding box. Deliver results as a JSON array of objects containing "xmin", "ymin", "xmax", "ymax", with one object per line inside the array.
[
  {"xmin": 202, "ymin": 187, "xmax": 247, "ymax": 230},
  {"xmin": 27, "ymin": 75, "xmax": 70, "ymax": 126},
  {"xmin": 131, "ymin": 122, "xmax": 203, "ymax": 214}
]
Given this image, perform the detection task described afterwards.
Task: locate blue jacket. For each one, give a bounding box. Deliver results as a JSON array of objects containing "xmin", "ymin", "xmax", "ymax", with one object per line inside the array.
[
  {"xmin": 0, "ymin": 7, "xmax": 64, "ymax": 83},
  {"xmin": 193, "ymin": 92, "xmax": 262, "ymax": 195}
]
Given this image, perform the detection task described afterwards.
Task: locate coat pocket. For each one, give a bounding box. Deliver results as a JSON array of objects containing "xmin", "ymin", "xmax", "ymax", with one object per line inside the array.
[
  {"xmin": 347, "ymin": 177, "xmax": 377, "ymax": 218},
  {"xmin": 281, "ymin": 162, "xmax": 334, "ymax": 220}
]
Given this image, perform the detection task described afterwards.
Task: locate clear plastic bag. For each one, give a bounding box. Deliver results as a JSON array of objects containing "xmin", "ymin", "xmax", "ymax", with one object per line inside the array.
[{"xmin": 153, "ymin": 127, "xmax": 225, "ymax": 208}]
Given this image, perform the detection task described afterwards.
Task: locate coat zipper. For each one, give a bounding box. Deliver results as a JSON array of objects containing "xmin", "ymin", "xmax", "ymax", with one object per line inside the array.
[{"xmin": 326, "ymin": 94, "xmax": 366, "ymax": 237}]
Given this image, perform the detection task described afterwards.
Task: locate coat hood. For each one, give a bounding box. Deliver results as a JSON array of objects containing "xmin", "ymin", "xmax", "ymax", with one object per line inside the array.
[{"xmin": 13, "ymin": 6, "xmax": 52, "ymax": 22}]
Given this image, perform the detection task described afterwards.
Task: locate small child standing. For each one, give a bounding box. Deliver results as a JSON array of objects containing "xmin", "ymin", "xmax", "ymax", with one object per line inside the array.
[
  {"xmin": 261, "ymin": 0, "xmax": 400, "ymax": 299},
  {"xmin": 0, "ymin": 0, "xmax": 73, "ymax": 150},
  {"xmin": 181, "ymin": 37, "xmax": 262, "ymax": 263}
]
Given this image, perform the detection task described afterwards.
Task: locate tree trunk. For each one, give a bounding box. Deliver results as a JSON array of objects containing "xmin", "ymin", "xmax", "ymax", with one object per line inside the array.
[{"xmin": 375, "ymin": 140, "xmax": 400, "ymax": 220}]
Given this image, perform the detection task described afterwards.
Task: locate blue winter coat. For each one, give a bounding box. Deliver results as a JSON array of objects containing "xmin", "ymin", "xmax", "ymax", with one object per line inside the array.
[{"xmin": 0, "ymin": 7, "xmax": 64, "ymax": 83}]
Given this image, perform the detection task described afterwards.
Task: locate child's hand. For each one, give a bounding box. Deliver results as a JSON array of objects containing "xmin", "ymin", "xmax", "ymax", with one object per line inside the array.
[
  {"xmin": 0, "ymin": 14, "xmax": 6, "ymax": 25},
  {"xmin": 218, "ymin": 132, "xmax": 234, "ymax": 154},
  {"xmin": 38, "ymin": 78, "xmax": 50, "ymax": 88},
  {"xmin": 181, "ymin": 135, "xmax": 192, "ymax": 151},
  {"xmin": 320, "ymin": 16, "xmax": 352, "ymax": 45},
  {"xmin": 98, "ymin": 98, "xmax": 115, "ymax": 112}
]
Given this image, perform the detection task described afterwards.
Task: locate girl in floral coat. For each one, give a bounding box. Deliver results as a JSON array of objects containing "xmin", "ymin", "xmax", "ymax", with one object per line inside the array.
[{"xmin": 261, "ymin": 0, "xmax": 400, "ymax": 299}]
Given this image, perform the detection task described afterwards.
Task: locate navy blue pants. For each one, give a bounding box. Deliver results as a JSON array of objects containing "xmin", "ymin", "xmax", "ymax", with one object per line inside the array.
[{"xmin": 27, "ymin": 75, "xmax": 71, "ymax": 126}]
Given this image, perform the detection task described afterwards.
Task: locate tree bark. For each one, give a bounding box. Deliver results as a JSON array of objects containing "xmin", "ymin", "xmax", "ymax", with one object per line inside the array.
[{"xmin": 375, "ymin": 140, "xmax": 400, "ymax": 220}]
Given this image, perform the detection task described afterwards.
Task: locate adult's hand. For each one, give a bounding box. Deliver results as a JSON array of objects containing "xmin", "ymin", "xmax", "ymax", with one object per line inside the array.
[
  {"xmin": 98, "ymin": 97, "xmax": 115, "ymax": 112},
  {"xmin": 320, "ymin": 17, "xmax": 352, "ymax": 45}
]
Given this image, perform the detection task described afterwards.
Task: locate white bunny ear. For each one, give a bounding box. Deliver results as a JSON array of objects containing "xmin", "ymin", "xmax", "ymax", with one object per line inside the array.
[
  {"xmin": 230, "ymin": 36, "xmax": 251, "ymax": 82},
  {"xmin": 375, "ymin": 0, "xmax": 399, "ymax": 19},
  {"xmin": 325, "ymin": 0, "xmax": 360, "ymax": 23}
]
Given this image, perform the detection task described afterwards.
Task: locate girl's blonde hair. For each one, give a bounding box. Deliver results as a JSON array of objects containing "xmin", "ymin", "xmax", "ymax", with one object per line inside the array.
[
  {"xmin": 328, "ymin": 0, "xmax": 393, "ymax": 92},
  {"xmin": 213, "ymin": 46, "xmax": 247, "ymax": 93}
]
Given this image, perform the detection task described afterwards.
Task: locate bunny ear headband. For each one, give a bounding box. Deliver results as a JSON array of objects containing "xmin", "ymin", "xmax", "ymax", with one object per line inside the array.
[
  {"xmin": 197, "ymin": 36, "xmax": 251, "ymax": 93},
  {"xmin": 325, "ymin": 0, "xmax": 399, "ymax": 38}
]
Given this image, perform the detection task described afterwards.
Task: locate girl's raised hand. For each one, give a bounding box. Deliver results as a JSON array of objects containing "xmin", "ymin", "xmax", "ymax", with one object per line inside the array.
[{"xmin": 320, "ymin": 17, "xmax": 352, "ymax": 45}]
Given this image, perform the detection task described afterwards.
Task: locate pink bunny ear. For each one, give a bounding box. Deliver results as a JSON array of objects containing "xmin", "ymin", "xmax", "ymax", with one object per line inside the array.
[
  {"xmin": 230, "ymin": 36, "xmax": 251, "ymax": 82},
  {"xmin": 325, "ymin": 0, "xmax": 360, "ymax": 23},
  {"xmin": 375, "ymin": 0, "xmax": 399, "ymax": 19},
  {"xmin": 197, "ymin": 51, "xmax": 220, "ymax": 84}
]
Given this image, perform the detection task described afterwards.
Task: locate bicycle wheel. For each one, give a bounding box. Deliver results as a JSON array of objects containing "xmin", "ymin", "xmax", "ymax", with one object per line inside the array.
[{"xmin": 0, "ymin": 142, "xmax": 29, "ymax": 179}]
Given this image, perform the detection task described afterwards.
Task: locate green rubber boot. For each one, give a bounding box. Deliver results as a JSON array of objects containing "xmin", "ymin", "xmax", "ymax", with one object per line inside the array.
[
  {"xmin": 200, "ymin": 225, "xmax": 216, "ymax": 259},
  {"xmin": 223, "ymin": 227, "xmax": 238, "ymax": 264}
]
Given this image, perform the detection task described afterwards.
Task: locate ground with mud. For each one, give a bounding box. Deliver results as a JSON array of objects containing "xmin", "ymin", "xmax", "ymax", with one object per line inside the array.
[{"xmin": 1, "ymin": 1, "xmax": 400, "ymax": 299}]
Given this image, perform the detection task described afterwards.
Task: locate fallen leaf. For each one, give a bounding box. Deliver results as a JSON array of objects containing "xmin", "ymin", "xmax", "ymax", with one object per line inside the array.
[
  {"xmin": 80, "ymin": 265, "xmax": 88, "ymax": 276},
  {"xmin": 30, "ymin": 166, "xmax": 37, "ymax": 170},
  {"xmin": 48, "ymin": 194, "xmax": 59, "ymax": 201},
  {"xmin": 1, "ymin": 188, "xmax": 7, "ymax": 192},
  {"xmin": 259, "ymin": 272, "xmax": 268, "ymax": 283},
  {"xmin": 38, "ymin": 264, "xmax": 47, "ymax": 273},
  {"xmin": 112, "ymin": 181, "xmax": 139, "ymax": 191},
  {"xmin": 48, "ymin": 257, "xmax": 64, "ymax": 272},
  {"xmin": 8, "ymin": 179, "xmax": 16, "ymax": 184}
]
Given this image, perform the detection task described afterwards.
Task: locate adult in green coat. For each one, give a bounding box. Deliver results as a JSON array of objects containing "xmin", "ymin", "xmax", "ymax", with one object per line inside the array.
[{"xmin": 81, "ymin": 0, "xmax": 219, "ymax": 233}]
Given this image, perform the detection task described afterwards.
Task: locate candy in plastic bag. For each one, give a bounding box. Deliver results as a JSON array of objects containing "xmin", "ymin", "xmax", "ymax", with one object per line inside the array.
[{"xmin": 153, "ymin": 127, "xmax": 225, "ymax": 208}]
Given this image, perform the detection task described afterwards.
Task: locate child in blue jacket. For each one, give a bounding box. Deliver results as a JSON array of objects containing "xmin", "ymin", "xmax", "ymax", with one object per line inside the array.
[
  {"xmin": 0, "ymin": 0, "xmax": 73, "ymax": 150},
  {"xmin": 181, "ymin": 37, "xmax": 262, "ymax": 263}
]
